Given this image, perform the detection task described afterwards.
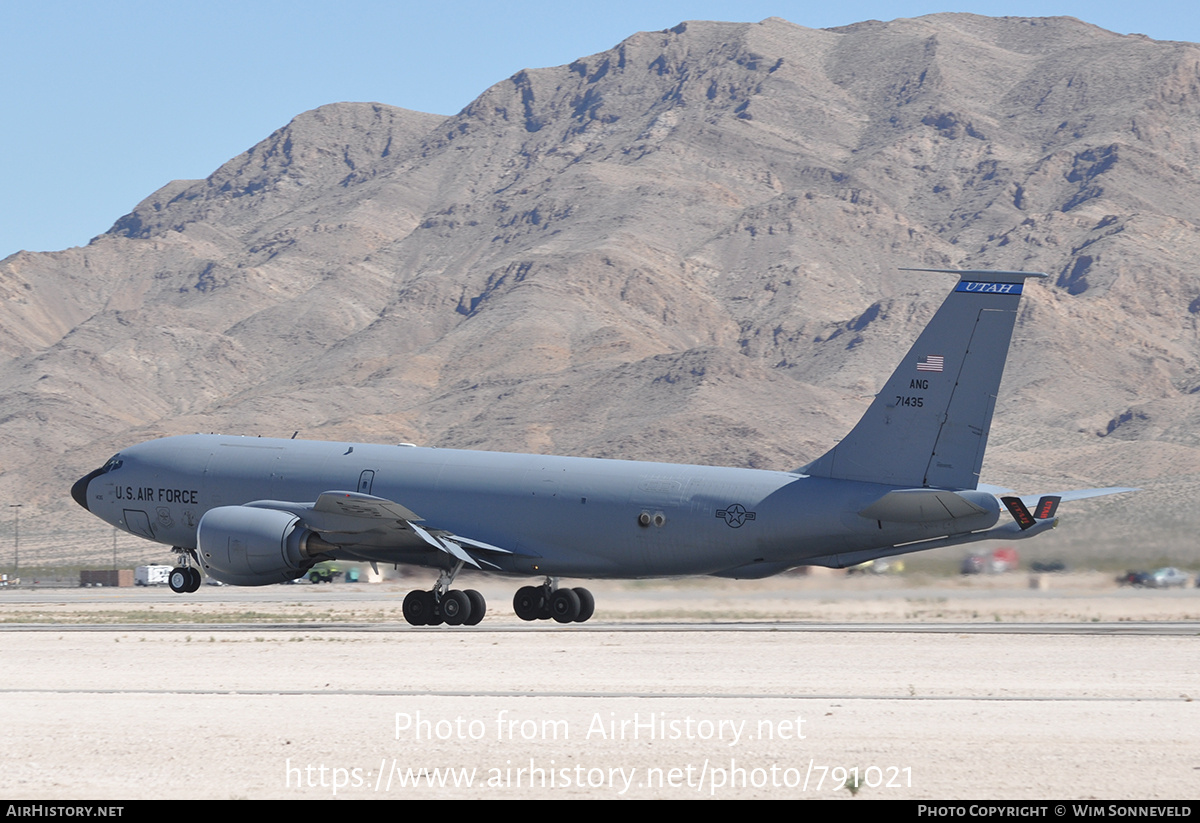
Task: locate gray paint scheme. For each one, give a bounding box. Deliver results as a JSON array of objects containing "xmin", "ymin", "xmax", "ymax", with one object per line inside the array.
[
  {"xmin": 802, "ymin": 269, "xmax": 1030, "ymax": 489},
  {"xmin": 71, "ymin": 271, "xmax": 1131, "ymax": 591}
]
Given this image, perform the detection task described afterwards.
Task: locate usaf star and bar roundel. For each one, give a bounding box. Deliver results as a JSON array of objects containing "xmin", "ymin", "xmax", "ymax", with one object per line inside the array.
[{"xmin": 716, "ymin": 503, "xmax": 757, "ymax": 528}]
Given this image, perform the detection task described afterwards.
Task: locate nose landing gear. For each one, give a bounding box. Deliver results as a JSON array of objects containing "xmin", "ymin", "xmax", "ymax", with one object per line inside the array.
[{"xmin": 168, "ymin": 547, "xmax": 202, "ymax": 593}]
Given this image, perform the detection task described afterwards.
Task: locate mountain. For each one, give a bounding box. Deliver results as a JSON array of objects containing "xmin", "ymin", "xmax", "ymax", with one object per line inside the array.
[{"xmin": 4, "ymin": 14, "xmax": 1200, "ymax": 565}]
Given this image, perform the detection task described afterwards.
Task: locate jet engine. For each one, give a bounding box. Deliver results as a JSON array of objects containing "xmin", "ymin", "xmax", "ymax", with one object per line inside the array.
[{"xmin": 197, "ymin": 506, "xmax": 333, "ymax": 586}]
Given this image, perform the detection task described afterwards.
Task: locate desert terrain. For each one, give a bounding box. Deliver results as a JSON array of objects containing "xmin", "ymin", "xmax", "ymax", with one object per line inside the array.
[{"xmin": 4, "ymin": 14, "xmax": 1200, "ymax": 567}]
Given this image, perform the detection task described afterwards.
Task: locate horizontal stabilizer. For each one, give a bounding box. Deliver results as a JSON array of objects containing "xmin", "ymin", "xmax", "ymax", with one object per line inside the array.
[
  {"xmin": 1017, "ymin": 487, "xmax": 1138, "ymax": 507},
  {"xmin": 994, "ymin": 487, "xmax": 1134, "ymax": 529},
  {"xmin": 978, "ymin": 484, "xmax": 1139, "ymax": 506}
]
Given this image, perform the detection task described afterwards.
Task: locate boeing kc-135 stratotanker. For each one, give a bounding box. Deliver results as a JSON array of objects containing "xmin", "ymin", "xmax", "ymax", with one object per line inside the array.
[{"xmin": 72, "ymin": 269, "xmax": 1133, "ymax": 625}]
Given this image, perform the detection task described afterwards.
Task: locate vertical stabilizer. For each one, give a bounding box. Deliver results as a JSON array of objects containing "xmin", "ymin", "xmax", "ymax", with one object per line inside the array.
[{"xmin": 801, "ymin": 270, "xmax": 1045, "ymax": 490}]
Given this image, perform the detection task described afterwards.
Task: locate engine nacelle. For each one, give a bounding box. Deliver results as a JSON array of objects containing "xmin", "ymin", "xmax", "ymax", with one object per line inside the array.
[{"xmin": 197, "ymin": 506, "xmax": 326, "ymax": 586}]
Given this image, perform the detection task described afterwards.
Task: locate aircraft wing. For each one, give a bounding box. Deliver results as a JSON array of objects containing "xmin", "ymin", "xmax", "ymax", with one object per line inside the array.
[{"xmin": 246, "ymin": 491, "xmax": 516, "ymax": 569}]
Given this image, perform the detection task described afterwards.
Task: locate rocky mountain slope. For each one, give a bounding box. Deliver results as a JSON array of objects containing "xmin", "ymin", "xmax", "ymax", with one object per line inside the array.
[{"xmin": 4, "ymin": 14, "xmax": 1200, "ymax": 564}]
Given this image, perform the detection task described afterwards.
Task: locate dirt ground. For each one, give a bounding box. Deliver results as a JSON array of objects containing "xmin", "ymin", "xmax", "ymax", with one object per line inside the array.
[{"xmin": 1, "ymin": 574, "xmax": 1197, "ymax": 800}]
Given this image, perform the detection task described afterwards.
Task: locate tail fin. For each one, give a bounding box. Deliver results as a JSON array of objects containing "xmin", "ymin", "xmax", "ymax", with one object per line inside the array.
[{"xmin": 801, "ymin": 269, "xmax": 1046, "ymax": 490}]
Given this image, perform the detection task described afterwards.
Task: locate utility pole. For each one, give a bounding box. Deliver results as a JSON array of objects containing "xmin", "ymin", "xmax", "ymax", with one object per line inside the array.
[{"xmin": 9, "ymin": 504, "xmax": 19, "ymax": 577}]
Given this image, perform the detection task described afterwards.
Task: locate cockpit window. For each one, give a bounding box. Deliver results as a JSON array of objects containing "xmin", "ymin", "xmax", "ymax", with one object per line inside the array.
[{"xmin": 101, "ymin": 455, "xmax": 123, "ymax": 473}]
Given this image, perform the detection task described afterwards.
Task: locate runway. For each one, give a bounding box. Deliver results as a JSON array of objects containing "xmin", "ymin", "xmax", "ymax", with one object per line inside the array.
[
  {"xmin": 2, "ymin": 578, "xmax": 1197, "ymax": 799},
  {"xmin": 2, "ymin": 620, "xmax": 1197, "ymax": 635}
]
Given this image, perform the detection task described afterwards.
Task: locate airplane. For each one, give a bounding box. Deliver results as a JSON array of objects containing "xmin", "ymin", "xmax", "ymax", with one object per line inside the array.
[{"xmin": 71, "ymin": 268, "xmax": 1133, "ymax": 626}]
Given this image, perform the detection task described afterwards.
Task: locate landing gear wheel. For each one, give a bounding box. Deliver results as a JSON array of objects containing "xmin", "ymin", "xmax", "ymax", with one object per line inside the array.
[
  {"xmin": 550, "ymin": 588, "xmax": 581, "ymax": 623},
  {"xmin": 168, "ymin": 567, "xmax": 190, "ymax": 594},
  {"xmin": 403, "ymin": 590, "xmax": 433, "ymax": 626},
  {"xmin": 425, "ymin": 597, "xmax": 444, "ymax": 626},
  {"xmin": 186, "ymin": 567, "xmax": 202, "ymax": 592},
  {"xmin": 572, "ymin": 587, "xmax": 595, "ymax": 623},
  {"xmin": 464, "ymin": 590, "xmax": 486, "ymax": 625},
  {"xmin": 513, "ymin": 586, "xmax": 542, "ymax": 621},
  {"xmin": 440, "ymin": 590, "xmax": 471, "ymax": 626}
]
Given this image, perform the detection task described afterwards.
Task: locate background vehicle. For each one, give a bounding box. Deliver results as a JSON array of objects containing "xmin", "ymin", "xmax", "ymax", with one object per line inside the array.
[
  {"xmin": 1147, "ymin": 567, "xmax": 1189, "ymax": 588},
  {"xmin": 1117, "ymin": 570, "xmax": 1152, "ymax": 587},
  {"xmin": 307, "ymin": 563, "xmax": 344, "ymax": 584},
  {"xmin": 135, "ymin": 565, "xmax": 172, "ymax": 586}
]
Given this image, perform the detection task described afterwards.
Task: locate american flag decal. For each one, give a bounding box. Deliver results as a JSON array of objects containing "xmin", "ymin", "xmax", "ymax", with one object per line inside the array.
[{"xmin": 916, "ymin": 354, "xmax": 944, "ymax": 372}]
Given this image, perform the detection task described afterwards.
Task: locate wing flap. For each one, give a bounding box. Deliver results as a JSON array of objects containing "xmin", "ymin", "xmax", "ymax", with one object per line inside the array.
[{"xmin": 312, "ymin": 491, "xmax": 423, "ymax": 522}]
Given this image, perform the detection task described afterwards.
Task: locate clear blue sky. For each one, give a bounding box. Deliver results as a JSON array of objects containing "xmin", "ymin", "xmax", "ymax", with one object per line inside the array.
[{"xmin": 2, "ymin": 0, "xmax": 1196, "ymax": 260}]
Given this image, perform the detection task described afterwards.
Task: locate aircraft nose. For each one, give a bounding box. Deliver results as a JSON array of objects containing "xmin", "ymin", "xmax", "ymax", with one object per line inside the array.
[{"xmin": 71, "ymin": 467, "xmax": 103, "ymax": 512}]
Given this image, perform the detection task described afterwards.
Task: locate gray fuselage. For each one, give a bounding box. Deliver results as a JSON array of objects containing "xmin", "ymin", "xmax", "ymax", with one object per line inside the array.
[{"xmin": 78, "ymin": 433, "xmax": 1000, "ymax": 579}]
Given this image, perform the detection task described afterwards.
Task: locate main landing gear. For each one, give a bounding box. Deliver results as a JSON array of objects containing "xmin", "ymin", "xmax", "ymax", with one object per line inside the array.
[
  {"xmin": 401, "ymin": 567, "xmax": 596, "ymax": 626},
  {"xmin": 402, "ymin": 562, "xmax": 485, "ymax": 627},
  {"xmin": 513, "ymin": 579, "xmax": 594, "ymax": 624},
  {"xmin": 168, "ymin": 547, "xmax": 202, "ymax": 593}
]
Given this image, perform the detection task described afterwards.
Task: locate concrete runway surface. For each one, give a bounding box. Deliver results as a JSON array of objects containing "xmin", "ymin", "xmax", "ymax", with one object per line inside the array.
[{"xmin": 1, "ymin": 576, "xmax": 1197, "ymax": 799}]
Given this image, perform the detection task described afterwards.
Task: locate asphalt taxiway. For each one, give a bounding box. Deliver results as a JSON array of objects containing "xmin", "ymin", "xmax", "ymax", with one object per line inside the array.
[{"xmin": 1, "ymin": 577, "xmax": 1197, "ymax": 799}]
